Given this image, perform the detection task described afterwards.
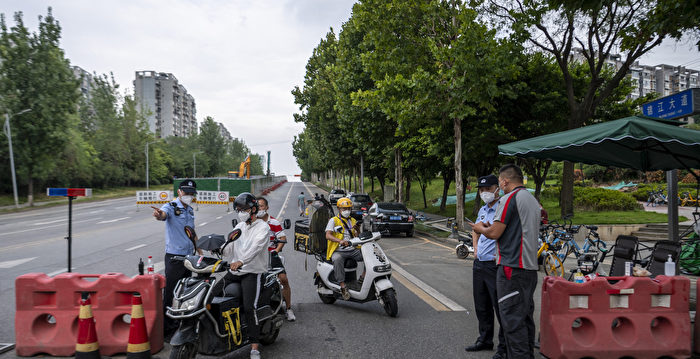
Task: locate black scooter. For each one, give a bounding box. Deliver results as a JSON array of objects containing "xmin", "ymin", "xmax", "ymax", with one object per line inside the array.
[{"xmin": 166, "ymin": 225, "xmax": 285, "ymax": 359}]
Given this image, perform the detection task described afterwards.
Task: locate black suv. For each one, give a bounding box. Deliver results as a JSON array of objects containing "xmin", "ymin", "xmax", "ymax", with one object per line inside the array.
[
  {"xmin": 349, "ymin": 193, "xmax": 373, "ymax": 220},
  {"xmin": 367, "ymin": 202, "xmax": 414, "ymax": 237}
]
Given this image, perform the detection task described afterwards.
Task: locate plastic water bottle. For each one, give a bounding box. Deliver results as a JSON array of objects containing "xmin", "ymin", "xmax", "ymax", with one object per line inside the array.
[
  {"xmin": 664, "ymin": 254, "xmax": 675, "ymax": 276},
  {"xmin": 147, "ymin": 256, "xmax": 154, "ymax": 275},
  {"xmin": 574, "ymin": 269, "xmax": 585, "ymax": 283}
]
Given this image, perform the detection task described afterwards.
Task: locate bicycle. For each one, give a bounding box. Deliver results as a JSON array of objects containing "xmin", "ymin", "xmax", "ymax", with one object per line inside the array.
[
  {"xmin": 537, "ymin": 224, "xmax": 564, "ymax": 276},
  {"xmin": 556, "ymin": 220, "xmax": 607, "ymax": 264},
  {"xmin": 646, "ymin": 187, "xmax": 667, "ymax": 207}
]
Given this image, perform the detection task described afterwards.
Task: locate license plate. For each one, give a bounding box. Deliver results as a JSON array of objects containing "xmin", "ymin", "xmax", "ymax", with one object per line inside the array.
[
  {"xmin": 390, "ymin": 216, "xmax": 401, "ymax": 221},
  {"xmin": 356, "ymin": 211, "xmax": 363, "ymax": 215}
]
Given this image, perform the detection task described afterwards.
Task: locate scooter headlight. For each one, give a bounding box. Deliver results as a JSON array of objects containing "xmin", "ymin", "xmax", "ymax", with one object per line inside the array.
[
  {"xmin": 181, "ymin": 289, "xmax": 206, "ymax": 311},
  {"xmin": 373, "ymin": 264, "xmax": 392, "ymax": 272}
]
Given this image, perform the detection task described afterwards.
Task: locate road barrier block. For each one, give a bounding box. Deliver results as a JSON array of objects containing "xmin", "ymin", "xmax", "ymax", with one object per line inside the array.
[
  {"xmin": 540, "ymin": 275, "xmax": 690, "ymax": 359},
  {"xmin": 15, "ymin": 273, "xmax": 164, "ymax": 356}
]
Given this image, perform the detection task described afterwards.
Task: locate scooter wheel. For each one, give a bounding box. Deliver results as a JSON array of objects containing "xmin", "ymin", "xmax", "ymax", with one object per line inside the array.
[
  {"xmin": 169, "ymin": 342, "xmax": 197, "ymax": 359},
  {"xmin": 318, "ymin": 284, "xmax": 336, "ymax": 304},
  {"xmin": 380, "ymin": 288, "xmax": 398, "ymax": 317},
  {"xmin": 456, "ymin": 245, "xmax": 470, "ymax": 259}
]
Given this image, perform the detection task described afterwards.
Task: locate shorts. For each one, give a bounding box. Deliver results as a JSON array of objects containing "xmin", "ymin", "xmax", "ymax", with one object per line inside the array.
[{"xmin": 270, "ymin": 251, "xmax": 286, "ymax": 274}]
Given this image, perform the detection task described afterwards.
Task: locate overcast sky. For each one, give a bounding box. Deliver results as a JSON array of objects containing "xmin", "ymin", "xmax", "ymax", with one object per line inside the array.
[{"xmin": 1, "ymin": 1, "xmax": 698, "ymax": 176}]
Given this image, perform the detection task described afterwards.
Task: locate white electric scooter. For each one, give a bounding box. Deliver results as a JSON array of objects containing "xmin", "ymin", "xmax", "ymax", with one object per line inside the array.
[{"xmin": 314, "ymin": 231, "xmax": 398, "ymax": 317}]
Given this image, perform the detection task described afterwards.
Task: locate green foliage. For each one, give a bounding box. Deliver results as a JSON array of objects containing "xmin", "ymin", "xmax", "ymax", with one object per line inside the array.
[{"xmin": 542, "ymin": 185, "xmax": 639, "ymax": 211}]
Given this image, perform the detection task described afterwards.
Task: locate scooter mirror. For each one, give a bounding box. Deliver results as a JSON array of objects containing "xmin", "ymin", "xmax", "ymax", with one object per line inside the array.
[
  {"xmin": 283, "ymin": 218, "xmax": 291, "ymax": 229},
  {"xmin": 231, "ymin": 219, "xmax": 238, "ymax": 228}
]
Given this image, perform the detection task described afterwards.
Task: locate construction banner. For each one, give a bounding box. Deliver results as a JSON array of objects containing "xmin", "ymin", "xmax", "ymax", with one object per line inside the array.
[
  {"xmin": 196, "ymin": 191, "xmax": 230, "ymax": 205},
  {"xmin": 136, "ymin": 191, "xmax": 172, "ymax": 205}
]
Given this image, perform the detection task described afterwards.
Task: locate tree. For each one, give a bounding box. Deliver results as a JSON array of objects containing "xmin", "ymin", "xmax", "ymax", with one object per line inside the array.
[
  {"xmin": 0, "ymin": 9, "xmax": 80, "ymax": 204},
  {"xmin": 486, "ymin": 0, "xmax": 700, "ymax": 216},
  {"xmin": 198, "ymin": 116, "xmax": 226, "ymax": 176}
]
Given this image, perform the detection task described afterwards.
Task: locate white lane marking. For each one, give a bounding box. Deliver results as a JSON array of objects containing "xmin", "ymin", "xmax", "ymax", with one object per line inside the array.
[
  {"xmin": 33, "ymin": 218, "xmax": 67, "ymax": 226},
  {"xmin": 125, "ymin": 244, "xmax": 147, "ymax": 252},
  {"xmin": 390, "ymin": 261, "xmax": 468, "ymax": 312},
  {"xmin": 0, "ymin": 256, "xmax": 37, "ymax": 269},
  {"xmin": 47, "ymin": 268, "xmax": 68, "ymax": 277},
  {"xmin": 98, "ymin": 217, "xmax": 130, "ymax": 224},
  {"xmin": 276, "ymin": 182, "xmax": 294, "ymax": 219},
  {"xmin": 88, "ymin": 209, "xmax": 105, "ymax": 214},
  {"xmin": 3, "ymin": 217, "xmax": 103, "ymax": 236},
  {"xmin": 200, "ymin": 222, "xmax": 208, "ymax": 226},
  {"xmin": 115, "ymin": 205, "xmax": 133, "ymax": 209},
  {"xmin": 216, "ymin": 216, "xmax": 223, "ymax": 220},
  {"xmin": 154, "ymin": 261, "xmax": 165, "ymax": 273}
]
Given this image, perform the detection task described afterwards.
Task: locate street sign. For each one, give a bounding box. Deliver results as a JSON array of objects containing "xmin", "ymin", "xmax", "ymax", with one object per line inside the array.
[
  {"xmin": 196, "ymin": 190, "xmax": 230, "ymax": 205},
  {"xmin": 136, "ymin": 190, "xmax": 172, "ymax": 204},
  {"xmin": 46, "ymin": 188, "xmax": 92, "ymax": 273},
  {"xmin": 641, "ymin": 88, "xmax": 700, "ymax": 120}
]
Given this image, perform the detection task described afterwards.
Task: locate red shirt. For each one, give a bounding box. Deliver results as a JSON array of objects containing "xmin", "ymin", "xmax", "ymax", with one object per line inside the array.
[{"xmin": 266, "ymin": 216, "xmax": 286, "ymax": 251}]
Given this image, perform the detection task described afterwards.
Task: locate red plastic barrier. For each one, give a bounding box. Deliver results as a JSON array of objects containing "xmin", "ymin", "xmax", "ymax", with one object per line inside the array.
[
  {"xmin": 695, "ymin": 279, "xmax": 700, "ymax": 354},
  {"xmin": 15, "ymin": 272, "xmax": 165, "ymax": 356},
  {"xmin": 540, "ymin": 275, "xmax": 690, "ymax": 359}
]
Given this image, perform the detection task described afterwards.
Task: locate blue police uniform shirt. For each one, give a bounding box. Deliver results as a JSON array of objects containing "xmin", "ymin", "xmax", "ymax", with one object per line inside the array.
[
  {"xmin": 476, "ymin": 202, "xmax": 498, "ymax": 261},
  {"xmin": 160, "ymin": 198, "xmax": 195, "ymax": 255}
]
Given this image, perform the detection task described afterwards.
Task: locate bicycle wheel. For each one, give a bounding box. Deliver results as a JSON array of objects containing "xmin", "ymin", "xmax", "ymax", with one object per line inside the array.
[
  {"xmin": 543, "ymin": 252, "xmax": 564, "ymax": 277},
  {"xmin": 595, "ymin": 239, "xmax": 607, "ymax": 252},
  {"xmin": 557, "ymin": 242, "xmax": 570, "ymax": 263}
]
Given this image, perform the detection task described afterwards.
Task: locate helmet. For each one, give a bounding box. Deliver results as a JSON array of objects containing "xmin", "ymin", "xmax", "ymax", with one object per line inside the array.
[
  {"xmin": 234, "ymin": 192, "xmax": 258, "ymax": 213},
  {"xmin": 336, "ymin": 197, "xmax": 352, "ymax": 209}
]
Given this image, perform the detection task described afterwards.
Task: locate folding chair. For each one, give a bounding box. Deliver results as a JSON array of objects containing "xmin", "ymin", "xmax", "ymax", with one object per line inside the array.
[
  {"xmin": 645, "ymin": 240, "xmax": 682, "ymax": 277},
  {"xmin": 608, "ymin": 235, "xmax": 638, "ymax": 277}
]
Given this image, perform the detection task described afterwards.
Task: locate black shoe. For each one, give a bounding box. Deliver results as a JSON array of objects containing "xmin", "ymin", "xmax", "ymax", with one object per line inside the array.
[
  {"xmin": 465, "ymin": 341, "xmax": 493, "ymax": 352},
  {"xmin": 492, "ymin": 352, "xmax": 507, "ymax": 359}
]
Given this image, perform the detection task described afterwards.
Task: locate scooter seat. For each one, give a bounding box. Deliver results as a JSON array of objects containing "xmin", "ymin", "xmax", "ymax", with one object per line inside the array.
[{"xmin": 223, "ymin": 282, "xmax": 242, "ymax": 298}]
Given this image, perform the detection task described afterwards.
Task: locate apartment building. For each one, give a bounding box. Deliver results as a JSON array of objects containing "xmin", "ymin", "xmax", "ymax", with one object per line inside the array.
[
  {"xmin": 72, "ymin": 65, "xmax": 94, "ymax": 102},
  {"xmin": 133, "ymin": 71, "xmax": 197, "ymax": 138},
  {"xmin": 217, "ymin": 122, "xmax": 233, "ymax": 142}
]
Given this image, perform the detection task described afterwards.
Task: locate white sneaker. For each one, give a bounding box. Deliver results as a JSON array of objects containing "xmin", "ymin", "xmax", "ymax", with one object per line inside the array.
[
  {"xmin": 250, "ymin": 349, "xmax": 261, "ymax": 359},
  {"xmin": 285, "ymin": 308, "xmax": 296, "ymax": 321}
]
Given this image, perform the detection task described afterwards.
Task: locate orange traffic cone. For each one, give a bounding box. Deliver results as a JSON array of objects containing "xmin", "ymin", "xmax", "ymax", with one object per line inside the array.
[
  {"xmin": 126, "ymin": 293, "xmax": 151, "ymax": 359},
  {"xmin": 75, "ymin": 292, "xmax": 100, "ymax": 359}
]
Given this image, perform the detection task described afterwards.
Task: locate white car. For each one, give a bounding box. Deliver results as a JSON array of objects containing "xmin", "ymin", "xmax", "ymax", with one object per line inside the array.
[{"xmin": 328, "ymin": 189, "xmax": 347, "ymax": 204}]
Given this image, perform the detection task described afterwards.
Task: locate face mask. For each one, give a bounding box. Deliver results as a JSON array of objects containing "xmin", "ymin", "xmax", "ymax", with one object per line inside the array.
[
  {"xmin": 180, "ymin": 195, "xmax": 193, "ymax": 205},
  {"xmin": 257, "ymin": 209, "xmax": 267, "ymax": 218},
  {"xmin": 480, "ymin": 191, "xmax": 495, "ymax": 204},
  {"xmin": 238, "ymin": 211, "xmax": 251, "ymax": 222},
  {"xmin": 341, "ymin": 210, "xmax": 351, "ymax": 218}
]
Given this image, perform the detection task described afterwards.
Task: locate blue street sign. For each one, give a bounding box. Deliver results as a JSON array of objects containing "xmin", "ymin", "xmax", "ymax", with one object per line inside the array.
[{"xmin": 642, "ymin": 88, "xmax": 700, "ymax": 120}]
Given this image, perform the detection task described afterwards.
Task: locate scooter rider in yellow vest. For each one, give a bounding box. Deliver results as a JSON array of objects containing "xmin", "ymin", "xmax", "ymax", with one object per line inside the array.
[{"xmin": 325, "ymin": 197, "xmax": 363, "ymax": 300}]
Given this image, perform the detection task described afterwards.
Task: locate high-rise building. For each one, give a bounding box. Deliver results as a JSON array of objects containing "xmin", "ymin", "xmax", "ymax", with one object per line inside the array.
[
  {"xmin": 133, "ymin": 71, "xmax": 197, "ymax": 138},
  {"xmin": 217, "ymin": 122, "xmax": 233, "ymax": 142},
  {"xmin": 72, "ymin": 65, "xmax": 94, "ymax": 102}
]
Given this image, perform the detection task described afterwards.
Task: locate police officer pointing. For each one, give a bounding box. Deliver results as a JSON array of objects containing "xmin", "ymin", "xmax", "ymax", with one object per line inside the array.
[{"xmin": 152, "ymin": 179, "xmax": 198, "ymax": 338}]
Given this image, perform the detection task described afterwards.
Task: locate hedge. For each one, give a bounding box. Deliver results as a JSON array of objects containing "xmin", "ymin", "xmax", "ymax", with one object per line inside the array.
[{"xmin": 540, "ymin": 186, "xmax": 640, "ymax": 211}]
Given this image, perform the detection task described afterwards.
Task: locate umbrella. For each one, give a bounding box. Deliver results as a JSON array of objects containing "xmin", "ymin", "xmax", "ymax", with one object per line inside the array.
[{"xmin": 498, "ymin": 116, "xmax": 700, "ymax": 172}]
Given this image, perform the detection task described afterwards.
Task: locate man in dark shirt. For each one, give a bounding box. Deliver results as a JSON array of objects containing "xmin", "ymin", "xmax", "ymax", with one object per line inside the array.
[{"xmin": 469, "ymin": 164, "xmax": 540, "ymax": 359}]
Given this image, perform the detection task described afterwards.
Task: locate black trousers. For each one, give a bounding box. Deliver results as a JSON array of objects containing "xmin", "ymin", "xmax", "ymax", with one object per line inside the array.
[
  {"xmin": 472, "ymin": 259, "xmax": 506, "ymax": 352},
  {"xmin": 164, "ymin": 253, "xmax": 192, "ymax": 333},
  {"xmin": 225, "ymin": 272, "xmax": 265, "ymax": 344},
  {"xmin": 496, "ymin": 266, "xmax": 538, "ymax": 359}
]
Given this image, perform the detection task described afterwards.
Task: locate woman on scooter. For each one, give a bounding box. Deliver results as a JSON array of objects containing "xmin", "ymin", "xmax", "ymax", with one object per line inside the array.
[
  {"xmin": 325, "ymin": 197, "xmax": 363, "ymax": 300},
  {"xmin": 223, "ymin": 192, "xmax": 271, "ymax": 359}
]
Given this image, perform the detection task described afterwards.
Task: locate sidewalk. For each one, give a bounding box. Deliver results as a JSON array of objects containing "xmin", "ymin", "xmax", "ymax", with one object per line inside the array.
[{"xmin": 639, "ymin": 201, "xmax": 699, "ymax": 225}]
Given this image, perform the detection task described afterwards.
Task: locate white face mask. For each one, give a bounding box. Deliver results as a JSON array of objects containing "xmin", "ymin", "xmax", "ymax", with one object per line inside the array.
[
  {"xmin": 257, "ymin": 209, "xmax": 267, "ymax": 218},
  {"xmin": 341, "ymin": 210, "xmax": 351, "ymax": 218},
  {"xmin": 180, "ymin": 195, "xmax": 194, "ymax": 205},
  {"xmin": 237, "ymin": 211, "xmax": 251, "ymax": 222},
  {"xmin": 480, "ymin": 191, "xmax": 495, "ymax": 204}
]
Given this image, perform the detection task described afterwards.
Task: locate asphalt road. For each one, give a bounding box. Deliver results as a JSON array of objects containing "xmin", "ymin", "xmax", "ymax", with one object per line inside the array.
[{"xmin": 0, "ymin": 181, "xmax": 548, "ymax": 358}]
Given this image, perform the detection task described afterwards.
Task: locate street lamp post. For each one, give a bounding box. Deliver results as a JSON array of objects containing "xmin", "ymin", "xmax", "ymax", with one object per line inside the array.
[
  {"xmin": 145, "ymin": 141, "xmax": 157, "ymax": 189},
  {"xmin": 193, "ymin": 152, "xmax": 197, "ymax": 178},
  {"xmin": 3, "ymin": 108, "xmax": 31, "ymax": 208}
]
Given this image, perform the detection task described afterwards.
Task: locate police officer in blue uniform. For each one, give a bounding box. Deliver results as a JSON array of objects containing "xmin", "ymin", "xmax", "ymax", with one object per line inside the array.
[
  {"xmin": 466, "ymin": 174, "xmax": 507, "ymax": 359},
  {"xmin": 152, "ymin": 179, "xmax": 197, "ymax": 337}
]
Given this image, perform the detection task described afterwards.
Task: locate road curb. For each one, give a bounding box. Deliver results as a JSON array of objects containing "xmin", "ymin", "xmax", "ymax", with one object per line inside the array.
[{"xmin": 415, "ymin": 229, "xmax": 459, "ymax": 246}]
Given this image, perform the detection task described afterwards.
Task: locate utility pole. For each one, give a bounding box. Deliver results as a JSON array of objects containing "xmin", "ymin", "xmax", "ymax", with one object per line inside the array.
[
  {"xmin": 193, "ymin": 152, "xmax": 197, "ymax": 178},
  {"xmin": 145, "ymin": 141, "xmax": 157, "ymax": 189},
  {"xmin": 3, "ymin": 108, "xmax": 31, "ymax": 208}
]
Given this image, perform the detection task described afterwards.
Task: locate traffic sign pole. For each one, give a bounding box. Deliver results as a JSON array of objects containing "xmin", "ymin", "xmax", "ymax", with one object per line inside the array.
[
  {"xmin": 67, "ymin": 196, "xmax": 73, "ymax": 272},
  {"xmin": 46, "ymin": 188, "xmax": 92, "ymax": 273}
]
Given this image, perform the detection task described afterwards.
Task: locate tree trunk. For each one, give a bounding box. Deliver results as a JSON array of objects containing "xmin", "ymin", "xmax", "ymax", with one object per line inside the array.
[
  {"xmin": 420, "ymin": 179, "xmax": 428, "ymax": 209},
  {"xmin": 343, "ymin": 170, "xmax": 347, "ymax": 191},
  {"xmin": 371, "ymin": 175, "xmax": 375, "ymax": 193},
  {"xmin": 441, "ymin": 171, "xmax": 451, "ymax": 212},
  {"xmin": 405, "ymin": 173, "xmax": 411, "ymax": 202},
  {"xmin": 27, "ymin": 170, "xmax": 34, "ymax": 206},
  {"xmin": 472, "ymin": 195, "xmax": 481, "ymax": 217},
  {"xmin": 560, "ymin": 161, "xmax": 574, "ymax": 217},
  {"xmin": 378, "ymin": 175, "xmax": 385, "ymax": 200},
  {"xmin": 454, "ymin": 118, "xmax": 464, "ymax": 230},
  {"xmin": 395, "ymin": 148, "xmax": 403, "ymax": 203}
]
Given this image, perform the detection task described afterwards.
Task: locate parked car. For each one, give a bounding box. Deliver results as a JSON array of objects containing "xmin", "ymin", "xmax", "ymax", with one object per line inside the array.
[
  {"xmin": 328, "ymin": 189, "xmax": 347, "ymax": 204},
  {"xmin": 367, "ymin": 202, "xmax": 414, "ymax": 237},
  {"xmin": 348, "ymin": 193, "xmax": 373, "ymax": 221}
]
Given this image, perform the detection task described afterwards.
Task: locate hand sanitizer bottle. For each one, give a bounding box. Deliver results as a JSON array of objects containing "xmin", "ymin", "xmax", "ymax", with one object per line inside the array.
[{"xmin": 664, "ymin": 254, "xmax": 675, "ymax": 276}]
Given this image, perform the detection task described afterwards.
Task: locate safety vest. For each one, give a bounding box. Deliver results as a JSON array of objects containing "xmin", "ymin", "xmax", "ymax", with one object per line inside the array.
[{"xmin": 326, "ymin": 215, "xmax": 357, "ymax": 260}]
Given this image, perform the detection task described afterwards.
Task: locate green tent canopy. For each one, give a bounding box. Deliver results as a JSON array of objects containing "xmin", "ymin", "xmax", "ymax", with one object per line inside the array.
[{"xmin": 498, "ymin": 116, "xmax": 700, "ymax": 172}]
